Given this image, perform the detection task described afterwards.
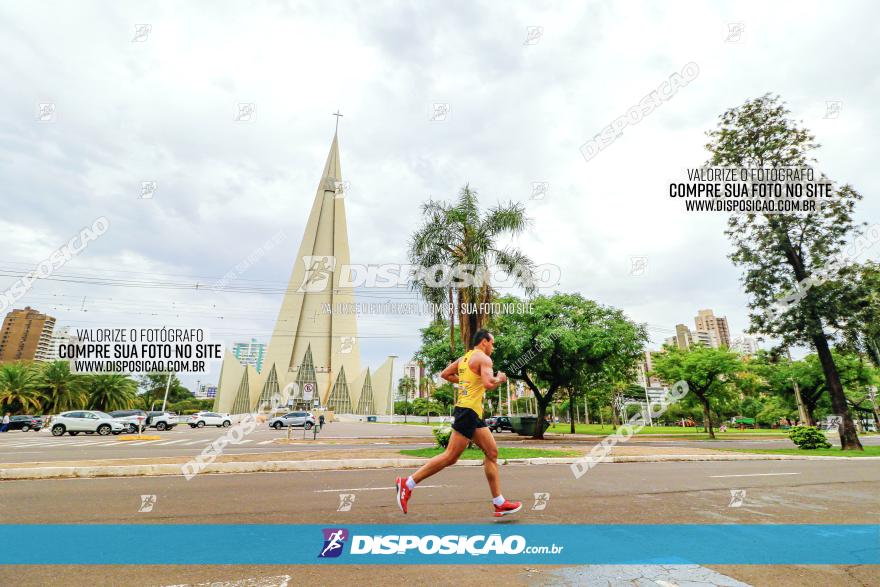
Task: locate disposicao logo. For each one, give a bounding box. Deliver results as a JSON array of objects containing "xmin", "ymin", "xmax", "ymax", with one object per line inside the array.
[{"xmin": 319, "ymin": 528, "xmax": 349, "ymax": 558}]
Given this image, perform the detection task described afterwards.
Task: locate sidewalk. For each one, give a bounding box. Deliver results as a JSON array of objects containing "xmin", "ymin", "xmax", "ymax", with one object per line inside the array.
[{"xmin": 2, "ymin": 444, "xmax": 877, "ymax": 481}]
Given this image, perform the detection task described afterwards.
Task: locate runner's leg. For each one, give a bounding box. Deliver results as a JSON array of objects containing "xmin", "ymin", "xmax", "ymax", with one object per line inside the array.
[
  {"xmin": 411, "ymin": 428, "xmax": 470, "ymax": 484},
  {"xmin": 470, "ymin": 427, "xmax": 500, "ymax": 498}
]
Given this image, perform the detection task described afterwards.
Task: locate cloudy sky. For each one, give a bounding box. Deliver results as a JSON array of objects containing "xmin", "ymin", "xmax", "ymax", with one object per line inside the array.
[{"xmin": 1, "ymin": 0, "xmax": 877, "ymax": 388}]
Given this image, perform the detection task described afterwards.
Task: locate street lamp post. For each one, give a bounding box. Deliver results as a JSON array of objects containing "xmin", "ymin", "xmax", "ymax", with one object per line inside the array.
[{"xmin": 161, "ymin": 372, "xmax": 173, "ymax": 412}]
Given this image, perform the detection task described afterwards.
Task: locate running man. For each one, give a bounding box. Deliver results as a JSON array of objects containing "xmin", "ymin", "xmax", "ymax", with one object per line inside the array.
[{"xmin": 395, "ymin": 329, "xmax": 522, "ymax": 517}]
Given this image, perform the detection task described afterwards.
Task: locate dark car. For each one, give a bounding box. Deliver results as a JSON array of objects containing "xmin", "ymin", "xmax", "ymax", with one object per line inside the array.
[
  {"xmin": 108, "ymin": 409, "xmax": 148, "ymax": 433},
  {"xmin": 489, "ymin": 416, "xmax": 513, "ymax": 433},
  {"xmin": 8, "ymin": 415, "xmax": 43, "ymax": 432}
]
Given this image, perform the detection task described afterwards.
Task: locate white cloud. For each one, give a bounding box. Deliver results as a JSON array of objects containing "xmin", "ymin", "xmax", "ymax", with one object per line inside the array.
[{"xmin": 1, "ymin": 0, "xmax": 877, "ymax": 385}]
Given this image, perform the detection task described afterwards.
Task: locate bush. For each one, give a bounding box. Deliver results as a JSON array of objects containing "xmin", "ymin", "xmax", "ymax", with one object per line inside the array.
[
  {"xmin": 789, "ymin": 425, "xmax": 832, "ymax": 449},
  {"xmin": 433, "ymin": 425, "xmax": 452, "ymax": 448}
]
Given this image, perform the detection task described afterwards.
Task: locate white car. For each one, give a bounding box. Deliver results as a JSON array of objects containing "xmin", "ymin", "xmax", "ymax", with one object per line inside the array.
[
  {"xmin": 268, "ymin": 411, "xmax": 316, "ymax": 430},
  {"xmin": 188, "ymin": 412, "xmax": 232, "ymax": 428},
  {"xmin": 50, "ymin": 411, "xmax": 127, "ymax": 436}
]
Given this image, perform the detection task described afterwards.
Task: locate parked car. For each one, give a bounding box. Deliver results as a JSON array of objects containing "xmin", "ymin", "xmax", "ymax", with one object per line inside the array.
[
  {"xmin": 188, "ymin": 412, "xmax": 232, "ymax": 428},
  {"xmin": 484, "ymin": 416, "xmax": 498, "ymax": 428},
  {"xmin": 146, "ymin": 411, "xmax": 177, "ymax": 431},
  {"xmin": 489, "ymin": 416, "xmax": 514, "ymax": 433},
  {"xmin": 268, "ymin": 411, "xmax": 316, "ymax": 430},
  {"xmin": 7, "ymin": 415, "xmax": 43, "ymax": 432},
  {"xmin": 50, "ymin": 411, "xmax": 126, "ymax": 436},
  {"xmin": 108, "ymin": 409, "xmax": 147, "ymax": 433}
]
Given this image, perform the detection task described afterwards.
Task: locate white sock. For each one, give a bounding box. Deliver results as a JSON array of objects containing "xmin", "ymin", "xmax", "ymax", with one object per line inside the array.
[
  {"xmin": 492, "ymin": 495, "xmax": 505, "ymax": 506},
  {"xmin": 406, "ymin": 476, "xmax": 416, "ymax": 490}
]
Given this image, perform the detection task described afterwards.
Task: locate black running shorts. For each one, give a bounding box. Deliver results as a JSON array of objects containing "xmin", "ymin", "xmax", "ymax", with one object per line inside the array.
[{"xmin": 451, "ymin": 406, "xmax": 486, "ymax": 440}]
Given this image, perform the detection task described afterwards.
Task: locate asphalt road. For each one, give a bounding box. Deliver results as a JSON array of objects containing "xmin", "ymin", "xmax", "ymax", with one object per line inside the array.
[
  {"xmin": 0, "ymin": 421, "xmax": 438, "ymax": 463},
  {"xmin": 4, "ymin": 458, "xmax": 879, "ymax": 586},
  {"xmin": 1, "ymin": 421, "xmax": 876, "ymax": 463}
]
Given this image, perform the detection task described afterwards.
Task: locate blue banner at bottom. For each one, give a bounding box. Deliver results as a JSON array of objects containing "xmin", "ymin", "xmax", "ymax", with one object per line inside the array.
[{"xmin": 1, "ymin": 524, "xmax": 877, "ymax": 565}]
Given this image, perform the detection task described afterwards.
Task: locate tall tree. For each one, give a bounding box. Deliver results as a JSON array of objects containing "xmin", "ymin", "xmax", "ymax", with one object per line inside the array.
[
  {"xmin": 491, "ymin": 293, "xmax": 648, "ymax": 439},
  {"xmin": 651, "ymin": 345, "xmax": 742, "ymax": 439},
  {"xmin": 0, "ymin": 362, "xmax": 43, "ymax": 414},
  {"xmin": 137, "ymin": 372, "xmax": 192, "ymax": 410},
  {"xmin": 415, "ymin": 321, "xmax": 465, "ymax": 377},
  {"xmin": 39, "ymin": 361, "xmax": 86, "ymax": 414},
  {"xmin": 409, "ymin": 185, "xmax": 536, "ymax": 351},
  {"xmin": 86, "ymin": 374, "xmax": 137, "ymax": 412},
  {"xmin": 705, "ymin": 94, "xmax": 865, "ymax": 450},
  {"xmin": 840, "ymin": 261, "xmax": 880, "ymax": 368}
]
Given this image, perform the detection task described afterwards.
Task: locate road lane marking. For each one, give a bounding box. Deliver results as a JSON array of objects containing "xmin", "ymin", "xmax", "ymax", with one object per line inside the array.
[
  {"xmin": 258, "ymin": 440, "xmax": 275, "ymax": 445},
  {"xmin": 155, "ymin": 439, "xmax": 189, "ymax": 445},
  {"xmin": 314, "ymin": 484, "xmax": 451, "ymax": 493},
  {"xmin": 710, "ymin": 472, "xmax": 801, "ymax": 478}
]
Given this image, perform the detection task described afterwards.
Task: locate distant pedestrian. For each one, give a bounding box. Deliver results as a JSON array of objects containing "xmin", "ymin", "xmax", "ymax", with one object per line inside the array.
[
  {"xmin": 319, "ymin": 413, "xmax": 325, "ymax": 429},
  {"xmin": 0, "ymin": 413, "xmax": 9, "ymax": 433}
]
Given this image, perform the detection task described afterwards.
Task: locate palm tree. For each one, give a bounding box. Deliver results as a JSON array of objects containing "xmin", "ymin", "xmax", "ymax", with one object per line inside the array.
[
  {"xmin": 39, "ymin": 361, "xmax": 86, "ymax": 414},
  {"xmin": 397, "ymin": 376, "xmax": 416, "ymax": 423},
  {"xmin": 86, "ymin": 374, "xmax": 137, "ymax": 412},
  {"xmin": 0, "ymin": 362, "xmax": 43, "ymax": 414},
  {"xmin": 409, "ymin": 184, "xmax": 535, "ymax": 351}
]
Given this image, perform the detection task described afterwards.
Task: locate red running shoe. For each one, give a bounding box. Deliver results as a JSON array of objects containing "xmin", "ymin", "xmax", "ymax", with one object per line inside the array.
[
  {"xmin": 494, "ymin": 499, "xmax": 522, "ymax": 517},
  {"xmin": 395, "ymin": 476, "xmax": 412, "ymax": 514}
]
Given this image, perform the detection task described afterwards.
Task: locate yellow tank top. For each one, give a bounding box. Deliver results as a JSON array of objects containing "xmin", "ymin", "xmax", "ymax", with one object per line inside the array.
[{"xmin": 455, "ymin": 350, "xmax": 487, "ymax": 418}]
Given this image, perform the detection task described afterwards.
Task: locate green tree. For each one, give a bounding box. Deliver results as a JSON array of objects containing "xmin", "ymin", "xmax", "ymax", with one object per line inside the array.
[
  {"xmin": 0, "ymin": 362, "xmax": 43, "ymax": 414},
  {"xmin": 491, "ymin": 293, "xmax": 648, "ymax": 439},
  {"xmin": 39, "ymin": 361, "xmax": 86, "ymax": 414},
  {"xmin": 86, "ymin": 374, "xmax": 137, "ymax": 412},
  {"xmin": 840, "ymin": 261, "xmax": 880, "ymax": 368},
  {"xmin": 396, "ymin": 376, "xmax": 417, "ymax": 422},
  {"xmin": 705, "ymin": 93, "xmax": 866, "ymax": 450},
  {"xmin": 137, "ymin": 372, "xmax": 193, "ymax": 411},
  {"xmin": 408, "ymin": 185, "xmax": 535, "ymax": 351},
  {"xmin": 415, "ymin": 321, "xmax": 465, "ymax": 376},
  {"xmin": 651, "ymin": 345, "xmax": 743, "ymax": 439},
  {"xmin": 755, "ymin": 395, "xmax": 796, "ymax": 426},
  {"xmin": 431, "ymin": 383, "xmax": 455, "ymax": 412}
]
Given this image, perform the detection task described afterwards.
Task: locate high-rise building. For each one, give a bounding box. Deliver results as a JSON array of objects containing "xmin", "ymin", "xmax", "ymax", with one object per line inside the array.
[
  {"xmin": 44, "ymin": 326, "xmax": 79, "ymax": 362},
  {"xmin": 0, "ymin": 307, "xmax": 56, "ymax": 362},
  {"xmin": 404, "ymin": 360, "xmax": 425, "ymax": 398},
  {"xmin": 731, "ymin": 335, "xmax": 760, "ymax": 357},
  {"xmin": 691, "ymin": 329, "xmax": 718, "ymax": 348},
  {"xmin": 232, "ymin": 338, "xmax": 267, "ymax": 373},
  {"xmin": 672, "ymin": 324, "xmax": 692, "ymax": 350},
  {"xmin": 694, "ymin": 309, "xmax": 731, "ymax": 348},
  {"xmin": 635, "ymin": 350, "xmax": 662, "ymax": 388}
]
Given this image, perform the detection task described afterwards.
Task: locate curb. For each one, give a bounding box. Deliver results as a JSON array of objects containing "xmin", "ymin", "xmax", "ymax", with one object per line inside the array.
[{"xmin": 2, "ymin": 453, "xmax": 878, "ymax": 481}]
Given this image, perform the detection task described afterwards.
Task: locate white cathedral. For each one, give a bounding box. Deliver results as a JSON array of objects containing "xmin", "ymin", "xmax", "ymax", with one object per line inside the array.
[{"xmin": 212, "ymin": 130, "xmax": 395, "ymax": 416}]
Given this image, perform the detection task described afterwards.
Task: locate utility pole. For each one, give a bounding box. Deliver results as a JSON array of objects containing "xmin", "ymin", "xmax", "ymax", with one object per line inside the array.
[
  {"xmin": 499, "ymin": 382, "xmax": 503, "ymax": 416},
  {"xmin": 787, "ymin": 348, "xmax": 808, "ymax": 424},
  {"xmin": 161, "ymin": 372, "xmax": 173, "ymax": 412},
  {"xmin": 388, "ymin": 355, "xmax": 397, "ymax": 424},
  {"xmin": 506, "ymin": 379, "xmax": 511, "ymax": 417},
  {"xmin": 868, "ymin": 386, "xmax": 880, "ymax": 430}
]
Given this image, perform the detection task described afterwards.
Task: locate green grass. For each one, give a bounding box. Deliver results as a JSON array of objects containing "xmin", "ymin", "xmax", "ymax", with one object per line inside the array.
[
  {"xmin": 721, "ymin": 446, "xmax": 880, "ymax": 457},
  {"xmin": 399, "ymin": 447, "xmax": 581, "ymax": 459},
  {"xmin": 383, "ymin": 420, "xmax": 447, "ymax": 426},
  {"xmin": 545, "ymin": 424, "xmax": 789, "ymax": 436}
]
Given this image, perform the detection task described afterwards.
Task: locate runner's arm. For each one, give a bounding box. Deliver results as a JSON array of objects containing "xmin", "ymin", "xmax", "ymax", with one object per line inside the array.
[
  {"xmin": 479, "ymin": 358, "xmax": 506, "ymax": 390},
  {"xmin": 440, "ymin": 358, "xmax": 460, "ymax": 383}
]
